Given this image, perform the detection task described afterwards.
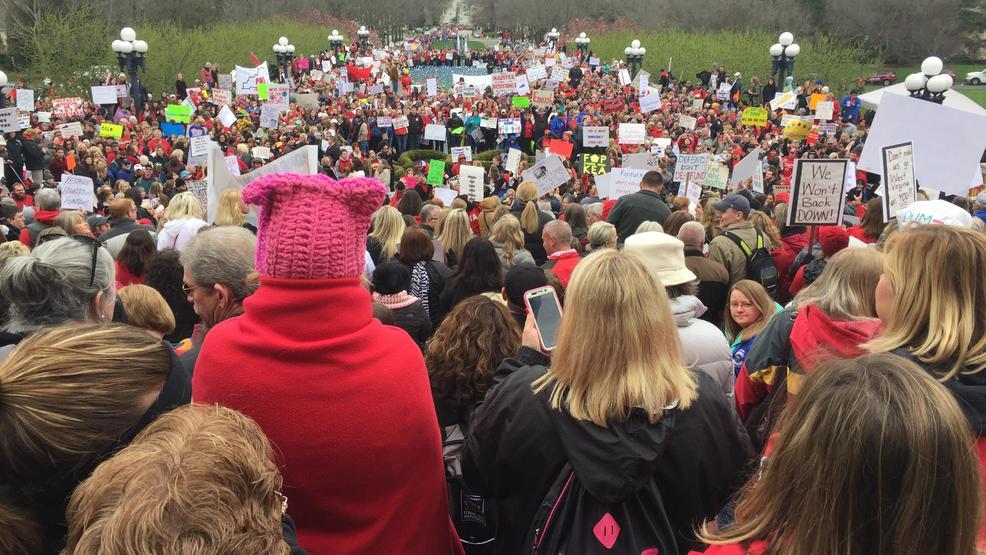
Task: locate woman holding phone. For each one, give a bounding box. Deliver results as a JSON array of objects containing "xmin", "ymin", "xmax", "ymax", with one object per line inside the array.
[{"xmin": 462, "ymin": 249, "xmax": 752, "ymax": 554}]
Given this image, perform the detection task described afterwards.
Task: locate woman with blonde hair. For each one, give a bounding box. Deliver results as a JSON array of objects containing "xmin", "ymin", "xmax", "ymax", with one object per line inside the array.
[
  {"xmin": 156, "ymin": 191, "xmax": 207, "ymax": 252},
  {"xmin": 696, "ymin": 354, "xmax": 982, "ymax": 555},
  {"xmin": 747, "ymin": 210, "xmax": 780, "ymax": 249},
  {"xmin": 53, "ymin": 211, "xmax": 93, "ymax": 237},
  {"xmin": 0, "ymin": 323, "xmax": 190, "ymax": 554},
  {"xmin": 508, "ymin": 181, "xmax": 553, "ymax": 264},
  {"xmin": 736, "ymin": 248, "xmax": 885, "ymax": 448},
  {"xmin": 117, "ymin": 284, "xmax": 176, "ymax": 339},
  {"xmin": 724, "ymin": 280, "xmax": 777, "ymax": 380},
  {"xmin": 214, "ymin": 188, "xmax": 256, "ymax": 233},
  {"xmin": 64, "ymin": 404, "xmax": 298, "ymax": 555},
  {"xmin": 367, "ymin": 205, "xmax": 406, "ymax": 265},
  {"xmin": 463, "ymin": 249, "xmax": 751, "ymax": 554},
  {"xmin": 435, "ymin": 208, "xmax": 473, "ymax": 268},
  {"xmin": 489, "ymin": 214, "xmax": 535, "ymax": 271},
  {"xmin": 587, "ymin": 221, "xmax": 618, "ymax": 251}
]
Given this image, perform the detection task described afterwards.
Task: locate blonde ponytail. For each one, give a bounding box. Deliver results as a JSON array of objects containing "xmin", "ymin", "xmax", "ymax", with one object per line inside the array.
[{"xmin": 516, "ymin": 181, "xmax": 540, "ymax": 234}]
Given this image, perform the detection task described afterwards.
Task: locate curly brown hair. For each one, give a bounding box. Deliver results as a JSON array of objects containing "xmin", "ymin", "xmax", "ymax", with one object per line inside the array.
[{"xmin": 425, "ymin": 295, "xmax": 521, "ymax": 405}]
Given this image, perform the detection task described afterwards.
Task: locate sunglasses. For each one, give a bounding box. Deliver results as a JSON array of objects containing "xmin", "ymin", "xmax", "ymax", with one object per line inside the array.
[{"xmin": 72, "ymin": 235, "xmax": 103, "ymax": 288}]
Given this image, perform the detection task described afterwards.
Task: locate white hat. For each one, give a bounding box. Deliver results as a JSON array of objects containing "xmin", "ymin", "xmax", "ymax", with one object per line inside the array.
[
  {"xmin": 623, "ymin": 232, "xmax": 697, "ymax": 286},
  {"xmin": 133, "ymin": 164, "xmax": 143, "ymax": 172},
  {"xmin": 897, "ymin": 200, "xmax": 973, "ymax": 228}
]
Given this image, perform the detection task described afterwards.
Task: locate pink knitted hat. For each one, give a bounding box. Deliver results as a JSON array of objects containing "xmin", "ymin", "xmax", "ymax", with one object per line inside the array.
[{"xmin": 241, "ymin": 173, "xmax": 386, "ymax": 279}]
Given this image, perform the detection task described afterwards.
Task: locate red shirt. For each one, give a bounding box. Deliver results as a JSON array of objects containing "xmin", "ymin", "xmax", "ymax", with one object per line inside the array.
[{"xmin": 544, "ymin": 250, "xmax": 581, "ymax": 288}]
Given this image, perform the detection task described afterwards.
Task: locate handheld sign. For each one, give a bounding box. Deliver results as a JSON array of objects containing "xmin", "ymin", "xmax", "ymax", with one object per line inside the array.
[
  {"xmin": 505, "ymin": 148, "xmax": 523, "ymax": 173},
  {"xmin": 426, "ymin": 160, "xmax": 446, "ymax": 185},
  {"xmin": 59, "ymin": 175, "xmax": 96, "ymax": 211},
  {"xmin": 580, "ymin": 153, "xmax": 610, "ymax": 175},
  {"xmin": 674, "ymin": 154, "xmax": 709, "ymax": 182},
  {"xmin": 618, "ymin": 123, "xmax": 645, "ymax": 145},
  {"xmin": 881, "ymin": 142, "xmax": 917, "ymax": 222},
  {"xmin": 99, "ymin": 123, "xmax": 124, "ymax": 139},
  {"xmin": 741, "ymin": 107, "xmax": 768, "ymax": 127},
  {"xmin": 582, "ymin": 126, "xmax": 609, "ymax": 148},
  {"xmin": 522, "ymin": 155, "xmax": 570, "ymax": 195},
  {"xmin": 458, "ymin": 165, "xmax": 485, "ymax": 201},
  {"xmin": 787, "ymin": 159, "xmax": 849, "ymax": 226}
]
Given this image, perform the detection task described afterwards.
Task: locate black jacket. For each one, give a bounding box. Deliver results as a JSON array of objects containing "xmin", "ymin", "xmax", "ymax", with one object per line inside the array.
[
  {"xmin": 98, "ymin": 218, "xmax": 149, "ymax": 244},
  {"xmin": 893, "ymin": 349, "xmax": 986, "ymax": 436},
  {"xmin": 509, "ymin": 203, "xmax": 554, "ymax": 265},
  {"xmin": 390, "ymin": 299, "xmax": 432, "ymax": 347},
  {"xmin": 463, "ymin": 349, "xmax": 754, "ymax": 554},
  {"xmin": 606, "ymin": 189, "xmax": 671, "ymax": 244},
  {"xmin": 21, "ymin": 138, "xmax": 45, "ymax": 171}
]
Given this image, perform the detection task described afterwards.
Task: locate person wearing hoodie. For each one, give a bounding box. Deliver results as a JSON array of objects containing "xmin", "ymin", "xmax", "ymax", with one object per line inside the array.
[
  {"xmin": 463, "ymin": 249, "xmax": 751, "ymax": 554},
  {"xmin": 155, "ymin": 192, "xmax": 209, "ymax": 252},
  {"xmin": 626, "ymin": 232, "xmax": 735, "ymax": 400},
  {"xmin": 768, "ymin": 200, "xmax": 807, "ymax": 304},
  {"xmin": 736, "ymin": 248, "xmax": 884, "ymax": 446},
  {"xmin": 19, "ymin": 188, "xmax": 60, "ymax": 249},
  {"xmin": 788, "ymin": 225, "xmax": 848, "ymax": 297}
]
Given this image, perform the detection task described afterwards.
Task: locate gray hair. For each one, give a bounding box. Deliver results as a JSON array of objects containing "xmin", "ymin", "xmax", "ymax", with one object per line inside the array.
[
  {"xmin": 180, "ymin": 226, "xmax": 257, "ymax": 301},
  {"xmin": 587, "ymin": 221, "xmax": 616, "ymax": 251},
  {"xmin": 35, "ymin": 188, "xmax": 61, "ymax": 211},
  {"xmin": 634, "ymin": 221, "xmax": 664, "ymax": 234},
  {"xmin": 419, "ymin": 204, "xmax": 441, "ymax": 222},
  {"xmin": 677, "ymin": 221, "xmax": 706, "ymax": 248},
  {"xmin": 544, "ymin": 219, "xmax": 573, "ymax": 246},
  {"xmin": 0, "ymin": 237, "xmax": 115, "ymax": 334},
  {"xmin": 974, "ymin": 192, "xmax": 986, "ymax": 210},
  {"xmin": 586, "ymin": 202, "xmax": 603, "ymax": 220}
]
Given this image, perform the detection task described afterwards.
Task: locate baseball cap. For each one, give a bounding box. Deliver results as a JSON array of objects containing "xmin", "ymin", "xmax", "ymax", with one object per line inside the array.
[
  {"xmin": 711, "ymin": 193, "xmax": 751, "ymax": 217},
  {"xmin": 504, "ymin": 263, "xmax": 549, "ymax": 308},
  {"xmin": 86, "ymin": 215, "xmax": 108, "ymax": 228}
]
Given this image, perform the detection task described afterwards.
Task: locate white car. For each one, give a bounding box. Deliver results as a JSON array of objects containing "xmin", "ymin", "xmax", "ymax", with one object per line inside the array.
[{"xmin": 966, "ymin": 69, "xmax": 986, "ymax": 85}]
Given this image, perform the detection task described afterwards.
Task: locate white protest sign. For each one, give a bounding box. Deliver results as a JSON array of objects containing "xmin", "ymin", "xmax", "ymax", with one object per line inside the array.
[
  {"xmin": 57, "ymin": 121, "xmax": 83, "ymax": 138},
  {"xmin": 16, "ymin": 89, "xmax": 34, "ymax": 112},
  {"xmin": 0, "ymin": 108, "xmax": 18, "ymax": 133},
  {"xmin": 678, "ymin": 115, "xmax": 697, "ymax": 130},
  {"xmin": 91, "ymin": 85, "xmax": 118, "ymax": 105},
  {"xmin": 218, "ymin": 73, "xmax": 233, "ymax": 90},
  {"xmin": 322, "ymin": 60, "xmax": 332, "ymax": 72},
  {"xmin": 600, "ymin": 168, "xmax": 647, "ymax": 199},
  {"xmin": 188, "ymin": 136, "xmax": 210, "ymax": 166},
  {"xmin": 424, "ymin": 124, "xmax": 447, "ymax": 141},
  {"xmin": 583, "ymin": 126, "xmax": 609, "ymax": 148},
  {"xmin": 702, "ymin": 162, "xmax": 730, "ymax": 190},
  {"xmin": 622, "ymin": 152, "xmax": 660, "ymax": 170},
  {"xmin": 252, "ymin": 146, "xmax": 272, "ymax": 159},
  {"xmin": 211, "ymin": 89, "xmax": 231, "ymax": 107},
  {"xmin": 618, "ymin": 123, "xmax": 645, "ymax": 145},
  {"xmin": 770, "ymin": 91, "xmax": 797, "ymax": 111},
  {"xmin": 730, "ymin": 148, "xmax": 764, "ymax": 193},
  {"xmin": 639, "ymin": 92, "xmax": 663, "ymax": 114},
  {"xmin": 674, "ymin": 154, "xmax": 709, "ymax": 182},
  {"xmin": 433, "ymin": 188, "xmax": 458, "ymax": 205},
  {"xmin": 619, "ymin": 69, "xmax": 631, "ymax": 86},
  {"xmin": 296, "ymin": 93, "xmax": 319, "ymax": 111},
  {"xmin": 685, "ymin": 180, "xmax": 703, "ymax": 205},
  {"xmin": 639, "ymin": 73, "xmax": 649, "ymax": 94},
  {"xmin": 881, "ymin": 142, "xmax": 917, "ymax": 222},
  {"xmin": 527, "ymin": 64, "xmax": 548, "ymax": 82},
  {"xmin": 458, "ymin": 165, "xmax": 485, "ymax": 201},
  {"xmin": 426, "ymin": 78, "xmax": 438, "ymax": 97},
  {"xmin": 815, "ymin": 101, "xmax": 834, "ymax": 121},
  {"xmin": 17, "ymin": 113, "xmax": 30, "ymax": 130},
  {"xmin": 377, "ymin": 116, "xmax": 392, "ymax": 128},
  {"xmin": 368, "ymin": 83, "xmax": 384, "ymax": 95},
  {"xmin": 480, "ymin": 116, "xmax": 498, "ymax": 129},
  {"xmin": 515, "ymin": 74, "xmax": 531, "ymax": 96},
  {"xmin": 37, "ymin": 111, "xmax": 51, "ymax": 123},
  {"xmin": 505, "ymin": 148, "xmax": 523, "ymax": 173},
  {"xmin": 451, "ymin": 146, "xmax": 473, "ymax": 161},
  {"xmin": 522, "ymin": 154, "xmax": 571, "ymax": 195},
  {"xmin": 260, "ymin": 104, "xmax": 282, "ymax": 129},
  {"xmin": 235, "ymin": 63, "xmax": 271, "ymax": 95},
  {"xmin": 393, "ymin": 115, "xmax": 409, "ymax": 130},
  {"xmin": 498, "ymin": 118, "xmax": 521, "ymax": 135},
  {"xmin": 650, "ymin": 138, "xmax": 672, "ymax": 153},
  {"xmin": 217, "ymin": 105, "xmax": 237, "ymax": 128},
  {"xmin": 267, "ymin": 84, "xmax": 290, "ymax": 108},
  {"xmin": 692, "ymin": 97, "xmax": 704, "ymax": 110},
  {"xmin": 589, "ymin": 57, "xmax": 600, "ymax": 66},
  {"xmin": 225, "ymin": 155, "xmax": 241, "ymax": 176},
  {"xmin": 491, "ymin": 72, "xmax": 517, "ymax": 96},
  {"xmin": 206, "ymin": 144, "xmax": 319, "ymax": 223},
  {"xmin": 551, "ymin": 66, "xmax": 569, "ymax": 83},
  {"xmin": 787, "ymin": 159, "xmax": 849, "ymax": 226},
  {"xmin": 59, "ymin": 175, "xmax": 96, "ymax": 211}
]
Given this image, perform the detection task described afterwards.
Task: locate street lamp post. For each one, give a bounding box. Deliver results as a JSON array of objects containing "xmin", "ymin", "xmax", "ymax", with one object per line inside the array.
[
  {"xmin": 624, "ymin": 39, "xmax": 646, "ymax": 79},
  {"xmin": 357, "ymin": 26, "xmax": 370, "ymax": 50},
  {"xmin": 328, "ymin": 30, "xmax": 344, "ymax": 54},
  {"xmin": 546, "ymin": 28, "xmax": 560, "ymax": 51},
  {"xmin": 904, "ymin": 56, "xmax": 954, "ymax": 104},
  {"xmin": 0, "ymin": 71, "xmax": 7, "ymax": 109},
  {"xmin": 273, "ymin": 36, "xmax": 296, "ymax": 82},
  {"xmin": 769, "ymin": 32, "xmax": 800, "ymax": 91},
  {"xmin": 111, "ymin": 27, "xmax": 148, "ymax": 114},
  {"xmin": 575, "ymin": 32, "xmax": 590, "ymax": 58}
]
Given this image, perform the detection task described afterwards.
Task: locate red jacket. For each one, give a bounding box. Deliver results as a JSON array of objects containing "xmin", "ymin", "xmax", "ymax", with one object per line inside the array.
[
  {"xmin": 770, "ymin": 231, "xmax": 807, "ymax": 304},
  {"xmin": 19, "ymin": 209, "xmax": 61, "ymax": 248},
  {"xmin": 543, "ymin": 250, "xmax": 581, "ymax": 288},
  {"xmin": 193, "ymin": 278, "xmax": 462, "ymax": 555}
]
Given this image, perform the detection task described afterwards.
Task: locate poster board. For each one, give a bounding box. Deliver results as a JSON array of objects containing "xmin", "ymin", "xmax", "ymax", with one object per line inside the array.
[
  {"xmin": 880, "ymin": 142, "xmax": 917, "ymax": 222},
  {"xmin": 786, "ymin": 159, "xmax": 849, "ymax": 226}
]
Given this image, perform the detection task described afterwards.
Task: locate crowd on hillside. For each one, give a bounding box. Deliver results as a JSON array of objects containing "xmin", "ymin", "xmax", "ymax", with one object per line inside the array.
[{"xmin": 1, "ymin": 24, "xmax": 986, "ymax": 555}]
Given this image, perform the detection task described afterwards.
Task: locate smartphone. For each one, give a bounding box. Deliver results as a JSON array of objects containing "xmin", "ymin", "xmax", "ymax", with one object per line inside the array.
[{"xmin": 524, "ymin": 286, "xmax": 563, "ymax": 352}]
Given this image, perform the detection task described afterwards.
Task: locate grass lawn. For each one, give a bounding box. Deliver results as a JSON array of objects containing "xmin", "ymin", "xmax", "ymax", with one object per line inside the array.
[
  {"xmin": 431, "ymin": 39, "xmax": 486, "ymax": 51},
  {"xmin": 962, "ymin": 88, "xmax": 986, "ymax": 108}
]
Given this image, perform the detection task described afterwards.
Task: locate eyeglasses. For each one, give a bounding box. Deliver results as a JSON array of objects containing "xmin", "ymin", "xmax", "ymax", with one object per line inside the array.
[
  {"xmin": 71, "ymin": 235, "xmax": 102, "ymax": 288},
  {"xmin": 182, "ymin": 282, "xmax": 198, "ymax": 294},
  {"xmin": 729, "ymin": 301, "xmax": 755, "ymax": 310}
]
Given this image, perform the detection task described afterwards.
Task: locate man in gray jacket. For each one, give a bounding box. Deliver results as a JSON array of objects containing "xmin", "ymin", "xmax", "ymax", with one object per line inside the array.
[{"xmin": 708, "ymin": 193, "xmax": 769, "ymax": 286}]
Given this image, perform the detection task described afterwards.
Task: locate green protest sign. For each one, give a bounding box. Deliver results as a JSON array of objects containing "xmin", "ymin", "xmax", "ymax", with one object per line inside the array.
[
  {"xmin": 257, "ymin": 82, "xmax": 269, "ymax": 100},
  {"xmin": 512, "ymin": 96, "xmax": 531, "ymax": 108},
  {"xmin": 165, "ymin": 104, "xmax": 192, "ymax": 123},
  {"xmin": 427, "ymin": 160, "xmax": 446, "ymax": 186}
]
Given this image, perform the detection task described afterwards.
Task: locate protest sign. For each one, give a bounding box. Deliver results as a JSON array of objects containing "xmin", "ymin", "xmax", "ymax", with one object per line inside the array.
[
  {"xmin": 166, "ymin": 104, "xmax": 193, "ymax": 123},
  {"xmin": 267, "ymin": 84, "xmax": 290, "ymax": 108},
  {"xmin": 257, "ymin": 82, "xmax": 269, "ymax": 100},
  {"xmin": 702, "ymin": 162, "xmax": 730, "ymax": 190},
  {"xmin": 881, "ymin": 142, "xmax": 917, "ymax": 222},
  {"xmin": 91, "ymin": 86, "xmax": 117, "ymax": 105},
  {"xmin": 186, "ymin": 180, "xmax": 209, "ymax": 213},
  {"xmin": 730, "ymin": 148, "xmax": 763, "ymax": 191},
  {"xmin": 424, "ymin": 124, "xmax": 447, "ymax": 141},
  {"xmin": 589, "ymin": 57, "xmax": 600, "ymax": 66},
  {"xmin": 217, "ymin": 105, "xmax": 237, "ymax": 128},
  {"xmin": 544, "ymin": 57, "xmax": 556, "ymax": 67},
  {"xmin": 17, "ymin": 113, "xmax": 30, "ymax": 130},
  {"xmin": 815, "ymin": 101, "xmax": 834, "ymax": 121},
  {"xmin": 159, "ymin": 122, "xmax": 183, "ymax": 138},
  {"xmin": 218, "ymin": 73, "xmax": 233, "ymax": 90},
  {"xmin": 782, "ymin": 119, "xmax": 812, "ymax": 140},
  {"xmin": 547, "ymin": 140, "xmax": 574, "ymax": 159},
  {"xmin": 512, "ymin": 96, "xmax": 530, "ymax": 108},
  {"xmin": 622, "ymin": 151, "xmax": 660, "ymax": 170},
  {"xmin": 818, "ymin": 122, "xmax": 837, "ymax": 135},
  {"xmin": 678, "ymin": 115, "xmax": 697, "ymax": 130},
  {"xmin": 427, "ymin": 160, "xmax": 446, "ymax": 185},
  {"xmin": 787, "ymin": 159, "xmax": 849, "ymax": 226},
  {"xmin": 458, "ymin": 165, "xmax": 485, "ymax": 201},
  {"xmin": 393, "ymin": 115, "xmax": 409, "ymax": 130},
  {"xmin": 211, "ymin": 89, "xmax": 231, "ymax": 107},
  {"xmin": 451, "ymin": 146, "xmax": 473, "ymax": 161},
  {"xmin": 368, "ymin": 83, "xmax": 384, "ymax": 95},
  {"xmin": 260, "ymin": 104, "xmax": 284, "ymax": 129},
  {"xmin": 532, "ymin": 89, "xmax": 554, "ymax": 108},
  {"xmin": 15, "ymin": 89, "xmax": 34, "ymax": 112},
  {"xmin": 235, "ymin": 63, "xmax": 271, "ymax": 95},
  {"xmin": 639, "ymin": 73, "xmax": 649, "ymax": 94},
  {"xmin": 377, "ymin": 116, "xmax": 393, "ymax": 128},
  {"xmin": 189, "ymin": 136, "xmax": 211, "ymax": 166},
  {"xmin": 741, "ymin": 107, "xmax": 768, "ymax": 127},
  {"xmin": 0, "ymin": 108, "xmax": 17, "ymax": 133},
  {"xmin": 770, "ymin": 91, "xmax": 797, "ymax": 111},
  {"xmin": 52, "ymin": 98, "xmax": 84, "ymax": 120},
  {"xmin": 580, "ymin": 153, "xmax": 610, "ymax": 175},
  {"xmin": 505, "ymin": 148, "xmax": 523, "ymax": 173},
  {"xmin": 498, "ymin": 118, "xmax": 521, "ymax": 135},
  {"xmin": 515, "ymin": 74, "xmax": 531, "ymax": 96},
  {"xmin": 551, "ymin": 66, "xmax": 569, "ymax": 83},
  {"xmin": 651, "ymin": 138, "xmax": 673, "ymax": 153},
  {"xmin": 225, "ymin": 155, "xmax": 241, "ymax": 176},
  {"xmin": 433, "ymin": 188, "xmax": 458, "ymax": 205},
  {"xmin": 98, "ymin": 123, "xmax": 123, "ymax": 139},
  {"xmin": 685, "ymin": 180, "xmax": 703, "ymax": 205},
  {"xmin": 583, "ymin": 126, "xmax": 609, "ymax": 148},
  {"xmin": 674, "ymin": 154, "xmax": 709, "ymax": 182},
  {"xmin": 294, "ymin": 92, "xmax": 317, "ymax": 112},
  {"xmin": 57, "ymin": 121, "xmax": 84, "ymax": 138},
  {"xmin": 603, "ymin": 98, "xmax": 624, "ymax": 114},
  {"xmin": 251, "ymin": 146, "xmax": 272, "ymax": 159},
  {"xmin": 115, "ymin": 84, "xmax": 129, "ymax": 98},
  {"xmin": 527, "ymin": 64, "xmax": 548, "ymax": 82},
  {"xmin": 618, "ymin": 123, "xmax": 645, "ymax": 145},
  {"xmin": 36, "ymin": 111, "xmax": 51, "ymax": 124},
  {"xmin": 59, "ymin": 175, "xmax": 96, "ymax": 211},
  {"xmin": 618, "ymin": 69, "xmax": 631, "ymax": 86},
  {"xmin": 599, "ymin": 168, "xmax": 647, "ymax": 199},
  {"xmin": 522, "ymin": 155, "xmax": 571, "ymax": 195},
  {"xmin": 809, "ymin": 93, "xmax": 827, "ymax": 111},
  {"xmin": 426, "ymin": 77, "xmax": 438, "ymax": 97},
  {"xmin": 639, "ymin": 92, "xmax": 662, "ymax": 114},
  {"xmin": 692, "ymin": 98, "xmax": 705, "ymax": 111},
  {"xmin": 491, "ymin": 72, "xmax": 517, "ymax": 96}
]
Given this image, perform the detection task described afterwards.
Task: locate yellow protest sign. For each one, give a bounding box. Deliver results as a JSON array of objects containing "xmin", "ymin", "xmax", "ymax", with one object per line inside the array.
[
  {"xmin": 99, "ymin": 122, "xmax": 124, "ymax": 139},
  {"xmin": 809, "ymin": 93, "xmax": 827, "ymax": 111},
  {"xmin": 741, "ymin": 107, "xmax": 768, "ymax": 127},
  {"xmin": 783, "ymin": 119, "xmax": 812, "ymax": 140}
]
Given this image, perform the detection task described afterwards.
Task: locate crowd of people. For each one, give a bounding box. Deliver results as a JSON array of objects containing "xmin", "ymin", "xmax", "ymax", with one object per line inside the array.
[{"xmin": 1, "ymin": 24, "xmax": 986, "ymax": 555}]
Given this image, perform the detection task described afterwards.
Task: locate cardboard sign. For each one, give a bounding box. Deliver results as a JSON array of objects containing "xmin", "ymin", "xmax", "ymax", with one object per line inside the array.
[
  {"xmin": 623, "ymin": 151, "xmax": 661, "ymax": 170},
  {"xmin": 532, "ymin": 89, "xmax": 554, "ymax": 108},
  {"xmin": 424, "ymin": 124, "xmax": 446, "ymax": 142},
  {"xmin": 166, "ymin": 104, "xmax": 193, "ymax": 123},
  {"xmin": 186, "ymin": 180, "xmax": 209, "ymax": 213},
  {"xmin": 787, "ymin": 159, "xmax": 849, "ymax": 226},
  {"xmin": 818, "ymin": 122, "xmax": 837, "ymax": 135},
  {"xmin": 211, "ymin": 89, "xmax": 231, "ymax": 107},
  {"xmin": 91, "ymin": 85, "xmax": 118, "ymax": 105},
  {"xmin": 581, "ymin": 153, "xmax": 610, "ymax": 175},
  {"xmin": 783, "ymin": 118, "xmax": 813, "ymax": 140},
  {"xmin": 515, "ymin": 74, "xmax": 531, "ymax": 96},
  {"xmin": 692, "ymin": 97, "xmax": 705, "ymax": 110},
  {"xmin": 218, "ymin": 74, "xmax": 233, "ymax": 90},
  {"xmin": 427, "ymin": 160, "xmax": 446, "ymax": 185},
  {"xmin": 702, "ymin": 162, "xmax": 729, "ymax": 190},
  {"xmin": 0, "ymin": 108, "xmax": 18, "ymax": 133},
  {"xmin": 881, "ymin": 142, "xmax": 916, "ymax": 222},
  {"xmin": 599, "ymin": 167, "xmax": 647, "ymax": 199},
  {"xmin": 393, "ymin": 115, "xmax": 409, "ymax": 130},
  {"xmin": 639, "ymin": 92, "xmax": 663, "ymax": 114},
  {"xmin": 491, "ymin": 72, "xmax": 517, "ymax": 96},
  {"xmin": 678, "ymin": 114, "xmax": 697, "ymax": 130},
  {"xmin": 741, "ymin": 107, "xmax": 768, "ymax": 127},
  {"xmin": 770, "ymin": 91, "xmax": 797, "ymax": 111},
  {"xmin": 251, "ymin": 146, "xmax": 272, "ymax": 159},
  {"xmin": 217, "ymin": 105, "xmax": 237, "ymax": 128},
  {"xmin": 450, "ymin": 146, "xmax": 473, "ymax": 161},
  {"xmin": 527, "ymin": 64, "xmax": 548, "ymax": 82},
  {"xmin": 618, "ymin": 69, "xmax": 631, "ymax": 86},
  {"xmin": 505, "ymin": 148, "xmax": 523, "ymax": 173},
  {"xmin": 52, "ymin": 98, "xmax": 85, "ymax": 120},
  {"xmin": 57, "ymin": 121, "xmax": 84, "ymax": 138},
  {"xmin": 497, "ymin": 118, "xmax": 520, "ymax": 135},
  {"xmin": 673, "ymin": 154, "xmax": 709, "ymax": 182},
  {"xmin": 15, "ymin": 89, "xmax": 34, "ymax": 112},
  {"xmin": 618, "ymin": 123, "xmax": 645, "ymax": 145},
  {"xmin": 296, "ymin": 93, "xmax": 319, "ymax": 111},
  {"xmin": 259, "ymin": 104, "xmax": 282, "ymax": 129},
  {"xmin": 98, "ymin": 122, "xmax": 123, "ymax": 139},
  {"xmin": 189, "ymin": 136, "xmax": 211, "ymax": 166},
  {"xmin": 458, "ymin": 164, "xmax": 485, "ymax": 201},
  {"xmin": 583, "ymin": 126, "xmax": 609, "ymax": 148},
  {"xmin": 522, "ymin": 155, "xmax": 571, "ymax": 195},
  {"xmin": 59, "ymin": 175, "xmax": 96, "ymax": 211},
  {"xmin": 815, "ymin": 101, "xmax": 834, "ymax": 121}
]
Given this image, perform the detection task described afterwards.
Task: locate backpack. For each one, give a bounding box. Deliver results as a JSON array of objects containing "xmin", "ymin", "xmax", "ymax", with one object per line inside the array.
[
  {"xmin": 442, "ymin": 418, "xmax": 496, "ymax": 552},
  {"xmin": 725, "ymin": 230, "xmax": 779, "ymax": 297}
]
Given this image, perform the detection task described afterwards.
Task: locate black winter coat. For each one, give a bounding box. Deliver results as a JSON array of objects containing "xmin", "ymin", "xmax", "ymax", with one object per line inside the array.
[
  {"xmin": 21, "ymin": 138, "xmax": 46, "ymax": 171},
  {"xmin": 509, "ymin": 203, "xmax": 554, "ymax": 265},
  {"xmin": 463, "ymin": 348, "xmax": 753, "ymax": 554}
]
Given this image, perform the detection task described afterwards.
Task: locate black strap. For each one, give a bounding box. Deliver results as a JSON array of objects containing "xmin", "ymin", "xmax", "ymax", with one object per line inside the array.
[{"xmin": 724, "ymin": 230, "xmax": 764, "ymax": 260}]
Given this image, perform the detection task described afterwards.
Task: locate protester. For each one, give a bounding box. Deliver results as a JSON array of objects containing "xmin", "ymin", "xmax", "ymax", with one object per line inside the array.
[
  {"xmin": 99, "ymin": 199, "xmax": 151, "ymax": 257},
  {"xmin": 143, "ymin": 249, "xmax": 199, "ymax": 343},
  {"xmin": 114, "ymin": 229, "xmax": 155, "ymax": 287},
  {"xmin": 19, "ymin": 188, "xmax": 61, "ymax": 249},
  {"xmin": 193, "ymin": 173, "xmax": 462, "ymax": 554},
  {"xmin": 678, "ymin": 220, "xmax": 729, "ymax": 328},
  {"xmin": 156, "ymin": 192, "xmax": 209, "ymax": 252},
  {"xmin": 693, "ymin": 354, "xmax": 982, "ymax": 555},
  {"xmin": 53, "ymin": 211, "xmax": 93, "ymax": 237},
  {"xmin": 724, "ymin": 280, "xmax": 777, "ymax": 379},
  {"xmin": 708, "ymin": 193, "xmax": 772, "ymax": 287},
  {"xmin": 438, "ymin": 237, "xmax": 503, "ymax": 318},
  {"xmin": 769, "ymin": 201, "xmax": 807, "ymax": 304},
  {"xmin": 437, "ymin": 208, "xmax": 476, "ymax": 268},
  {"xmin": 463, "ymin": 249, "xmax": 751, "ymax": 554},
  {"xmin": 399, "ymin": 226, "xmax": 452, "ymax": 327},
  {"xmin": 606, "ymin": 171, "xmax": 672, "ymax": 244},
  {"xmin": 540, "ymin": 220, "xmax": 581, "ymax": 288},
  {"xmin": 116, "ymin": 284, "xmax": 176, "ymax": 339},
  {"xmin": 372, "ymin": 261, "xmax": 432, "ymax": 347},
  {"xmin": 510, "ymin": 181, "xmax": 553, "ymax": 264},
  {"xmin": 586, "ymin": 220, "xmax": 617, "ymax": 251},
  {"xmin": 489, "ymin": 214, "xmax": 535, "ymax": 271},
  {"xmin": 788, "ymin": 225, "xmax": 849, "ymax": 296},
  {"xmin": 214, "ymin": 188, "xmax": 257, "ymax": 233}
]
